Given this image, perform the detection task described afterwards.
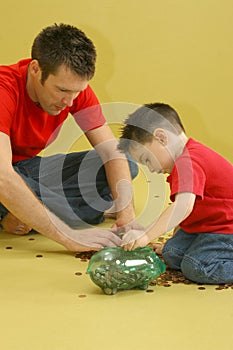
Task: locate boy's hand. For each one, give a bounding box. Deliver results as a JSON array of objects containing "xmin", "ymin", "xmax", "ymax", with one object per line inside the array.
[{"xmin": 121, "ymin": 229, "xmax": 150, "ymax": 251}]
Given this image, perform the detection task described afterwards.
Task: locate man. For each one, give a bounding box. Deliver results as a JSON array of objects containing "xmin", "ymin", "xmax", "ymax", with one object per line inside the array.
[{"xmin": 0, "ymin": 23, "xmax": 138, "ymax": 252}]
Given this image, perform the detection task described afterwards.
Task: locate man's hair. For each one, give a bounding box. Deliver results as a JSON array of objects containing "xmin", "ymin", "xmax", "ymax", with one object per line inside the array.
[
  {"xmin": 31, "ymin": 23, "xmax": 96, "ymax": 84},
  {"xmin": 118, "ymin": 103, "xmax": 185, "ymax": 152}
]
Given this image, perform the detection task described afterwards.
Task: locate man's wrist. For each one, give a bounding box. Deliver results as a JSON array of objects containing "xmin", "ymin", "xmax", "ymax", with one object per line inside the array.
[{"xmin": 116, "ymin": 205, "xmax": 136, "ymax": 224}]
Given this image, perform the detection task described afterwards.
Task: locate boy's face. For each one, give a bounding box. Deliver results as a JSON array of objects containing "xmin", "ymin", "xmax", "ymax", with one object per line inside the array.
[{"xmin": 129, "ymin": 137, "xmax": 174, "ymax": 174}]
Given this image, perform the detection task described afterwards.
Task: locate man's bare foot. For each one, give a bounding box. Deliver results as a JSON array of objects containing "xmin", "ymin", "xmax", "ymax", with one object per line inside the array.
[{"xmin": 0, "ymin": 213, "xmax": 32, "ymax": 235}]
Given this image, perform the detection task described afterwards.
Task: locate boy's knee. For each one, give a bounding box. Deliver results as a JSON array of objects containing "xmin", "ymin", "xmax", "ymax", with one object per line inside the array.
[
  {"xmin": 181, "ymin": 255, "xmax": 233, "ymax": 284},
  {"xmin": 180, "ymin": 256, "xmax": 203, "ymax": 283},
  {"xmin": 162, "ymin": 243, "xmax": 183, "ymax": 270}
]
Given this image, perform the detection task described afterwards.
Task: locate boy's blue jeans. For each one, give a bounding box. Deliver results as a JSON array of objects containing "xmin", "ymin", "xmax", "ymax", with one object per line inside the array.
[
  {"xmin": 162, "ymin": 229, "xmax": 233, "ymax": 284},
  {"xmin": 0, "ymin": 150, "xmax": 138, "ymax": 228}
]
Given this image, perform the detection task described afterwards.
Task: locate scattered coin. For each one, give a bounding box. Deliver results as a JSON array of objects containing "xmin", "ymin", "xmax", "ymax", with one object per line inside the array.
[{"xmin": 74, "ymin": 241, "xmax": 233, "ymax": 291}]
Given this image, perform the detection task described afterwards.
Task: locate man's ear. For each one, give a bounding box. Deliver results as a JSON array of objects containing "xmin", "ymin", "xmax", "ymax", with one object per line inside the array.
[
  {"xmin": 153, "ymin": 128, "xmax": 168, "ymax": 146},
  {"xmin": 29, "ymin": 60, "xmax": 41, "ymax": 76}
]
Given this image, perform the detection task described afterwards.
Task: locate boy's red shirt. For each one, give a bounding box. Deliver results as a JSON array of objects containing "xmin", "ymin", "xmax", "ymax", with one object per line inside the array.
[{"xmin": 167, "ymin": 138, "xmax": 233, "ymax": 234}]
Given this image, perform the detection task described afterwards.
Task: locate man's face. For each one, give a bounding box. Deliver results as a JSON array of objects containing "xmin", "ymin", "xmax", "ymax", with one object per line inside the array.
[{"xmin": 32, "ymin": 63, "xmax": 88, "ymax": 116}]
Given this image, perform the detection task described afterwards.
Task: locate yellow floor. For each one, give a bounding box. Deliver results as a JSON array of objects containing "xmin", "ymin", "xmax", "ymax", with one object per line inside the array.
[{"xmin": 1, "ymin": 169, "xmax": 233, "ymax": 350}]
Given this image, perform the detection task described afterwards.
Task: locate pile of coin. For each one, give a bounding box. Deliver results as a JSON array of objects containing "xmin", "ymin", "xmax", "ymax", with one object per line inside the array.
[{"xmin": 89, "ymin": 263, "xmax": 151, "ymax": 294}]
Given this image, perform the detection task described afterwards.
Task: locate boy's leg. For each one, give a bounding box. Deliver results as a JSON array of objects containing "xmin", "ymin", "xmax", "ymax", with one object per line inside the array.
[
  {"xmin": 162, "ymin": 229, "xmax": 198, "ymax": 270},
  {"xmin": 180, "ymin": 233, "xmax": 233, "ymax": 284}
]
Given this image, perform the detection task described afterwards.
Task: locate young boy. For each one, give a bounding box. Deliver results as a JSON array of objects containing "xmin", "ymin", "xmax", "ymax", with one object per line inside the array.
[{"xmin": 118, "ymin": 103, "xmax": 233, "ymax": 284}]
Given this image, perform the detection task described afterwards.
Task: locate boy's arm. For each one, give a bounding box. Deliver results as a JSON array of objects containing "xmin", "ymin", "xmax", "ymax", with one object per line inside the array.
[{"xmin": 122, "ymin": 192, "xmax": 196, "ymax": 250}]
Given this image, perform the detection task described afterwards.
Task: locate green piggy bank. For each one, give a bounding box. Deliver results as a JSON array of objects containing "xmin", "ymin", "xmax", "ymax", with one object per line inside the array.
[{"xmin": 87, "ymin": 246, "xmax": 166, "ymax": 295}]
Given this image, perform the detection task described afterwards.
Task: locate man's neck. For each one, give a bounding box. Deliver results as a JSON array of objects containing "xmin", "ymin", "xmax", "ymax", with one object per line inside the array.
[{"xmin": 26, "ymin": 64, "xmax": 38, "ymax": 103}]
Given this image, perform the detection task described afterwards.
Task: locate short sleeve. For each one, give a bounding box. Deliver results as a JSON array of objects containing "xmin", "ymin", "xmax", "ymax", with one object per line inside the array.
[
  {"xmin": 0, "ymin": 84, "xmax": 16, "ymax": 135},
  {"xmin": 70, "ymin": 85, "xmax": 106, "ymax": 132},
  {"xmin": 167, "ymin": 149, "xmax": 206, "ymax": 201}
]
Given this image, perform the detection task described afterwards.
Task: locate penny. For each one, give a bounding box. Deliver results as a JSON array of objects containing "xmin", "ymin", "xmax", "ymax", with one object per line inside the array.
[
  {"xmin": 149, "ymin": 281, "xmax": 157, "ymax": 286},
  {"xmin": 183, "ymin": 280, "xmax": 192, "ymax": 285},
  {"xmin": 78, "ymin": 294, "xmax": 87, "ymax": 298},
  {"xmin": 75, "ymin": 251, "xmax": 96, "ymax": 260}
]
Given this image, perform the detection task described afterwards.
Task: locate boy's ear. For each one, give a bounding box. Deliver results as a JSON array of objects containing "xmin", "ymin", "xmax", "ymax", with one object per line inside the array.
[{"xmin": 153, "ymin": 128, "xmax": 168, "ymax": 146}]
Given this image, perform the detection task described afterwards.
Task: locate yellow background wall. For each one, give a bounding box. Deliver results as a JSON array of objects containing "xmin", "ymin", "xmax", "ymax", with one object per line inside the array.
[{"xmin": 1, "ymin": 0, "xmax": 232, "ymax": 162}]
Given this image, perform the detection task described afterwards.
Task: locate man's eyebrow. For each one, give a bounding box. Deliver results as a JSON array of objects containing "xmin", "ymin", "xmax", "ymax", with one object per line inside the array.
[{"xmin": 57, "ymin": 86, "xmax": 82, "ymax": 93}]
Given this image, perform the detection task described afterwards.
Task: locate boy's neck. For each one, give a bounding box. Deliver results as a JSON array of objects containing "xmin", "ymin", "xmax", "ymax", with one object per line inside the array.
[{"xmin": 169, "ymin": 132, "xmax": 189, "ymax": 161}]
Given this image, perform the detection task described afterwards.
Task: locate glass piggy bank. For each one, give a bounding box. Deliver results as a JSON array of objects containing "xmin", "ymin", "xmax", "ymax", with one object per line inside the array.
[{"xmin": 86, "ymin": 246, "xmax": 166, "ymax": 295}]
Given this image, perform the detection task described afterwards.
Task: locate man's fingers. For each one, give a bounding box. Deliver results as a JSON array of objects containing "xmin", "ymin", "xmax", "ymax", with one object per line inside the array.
[{"xmin": 102, "ymin": 232, "xmax": 122, "ymax": 247}]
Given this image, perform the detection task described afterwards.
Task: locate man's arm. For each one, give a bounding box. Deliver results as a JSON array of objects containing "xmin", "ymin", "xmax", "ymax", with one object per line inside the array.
[
  {"xmin": 0, "ymin": 132, "xmax": 121, "ymax": 251},
  {"xmin": 85, "ymin": 124, "xmax": 136, "ymax": 227}
]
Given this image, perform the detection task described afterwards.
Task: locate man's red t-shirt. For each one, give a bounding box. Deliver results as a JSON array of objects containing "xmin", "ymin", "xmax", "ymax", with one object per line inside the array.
[
  {"xmin": 167, "ymin": 138, "xmax": 233, "ymax": 234},
  {"xmin": 0, "ymin": 59, "xmax": 106, "ymax": 163}
]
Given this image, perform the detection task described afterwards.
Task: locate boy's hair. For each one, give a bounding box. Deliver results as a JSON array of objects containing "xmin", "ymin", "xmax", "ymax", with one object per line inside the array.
[
  {"xmin": 31, "ymin": 23, "xmax": 96, "ymax": 84},
  {"xmin": 118, "ymin": 103, "xmax": 185, "ymax": 152}
]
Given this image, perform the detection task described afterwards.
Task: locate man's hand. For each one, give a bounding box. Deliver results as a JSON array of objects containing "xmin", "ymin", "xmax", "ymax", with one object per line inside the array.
[
  {"xmin": 104, "ymin": 202, "xmax": 136, "ymax": 229},
  {"xmin": 61, "ymin": 227, "xmax": 122, "ymax": 252},
  {"xmin": 111, "ymin": 218, "xmax": 145, "ymax": 235}
]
